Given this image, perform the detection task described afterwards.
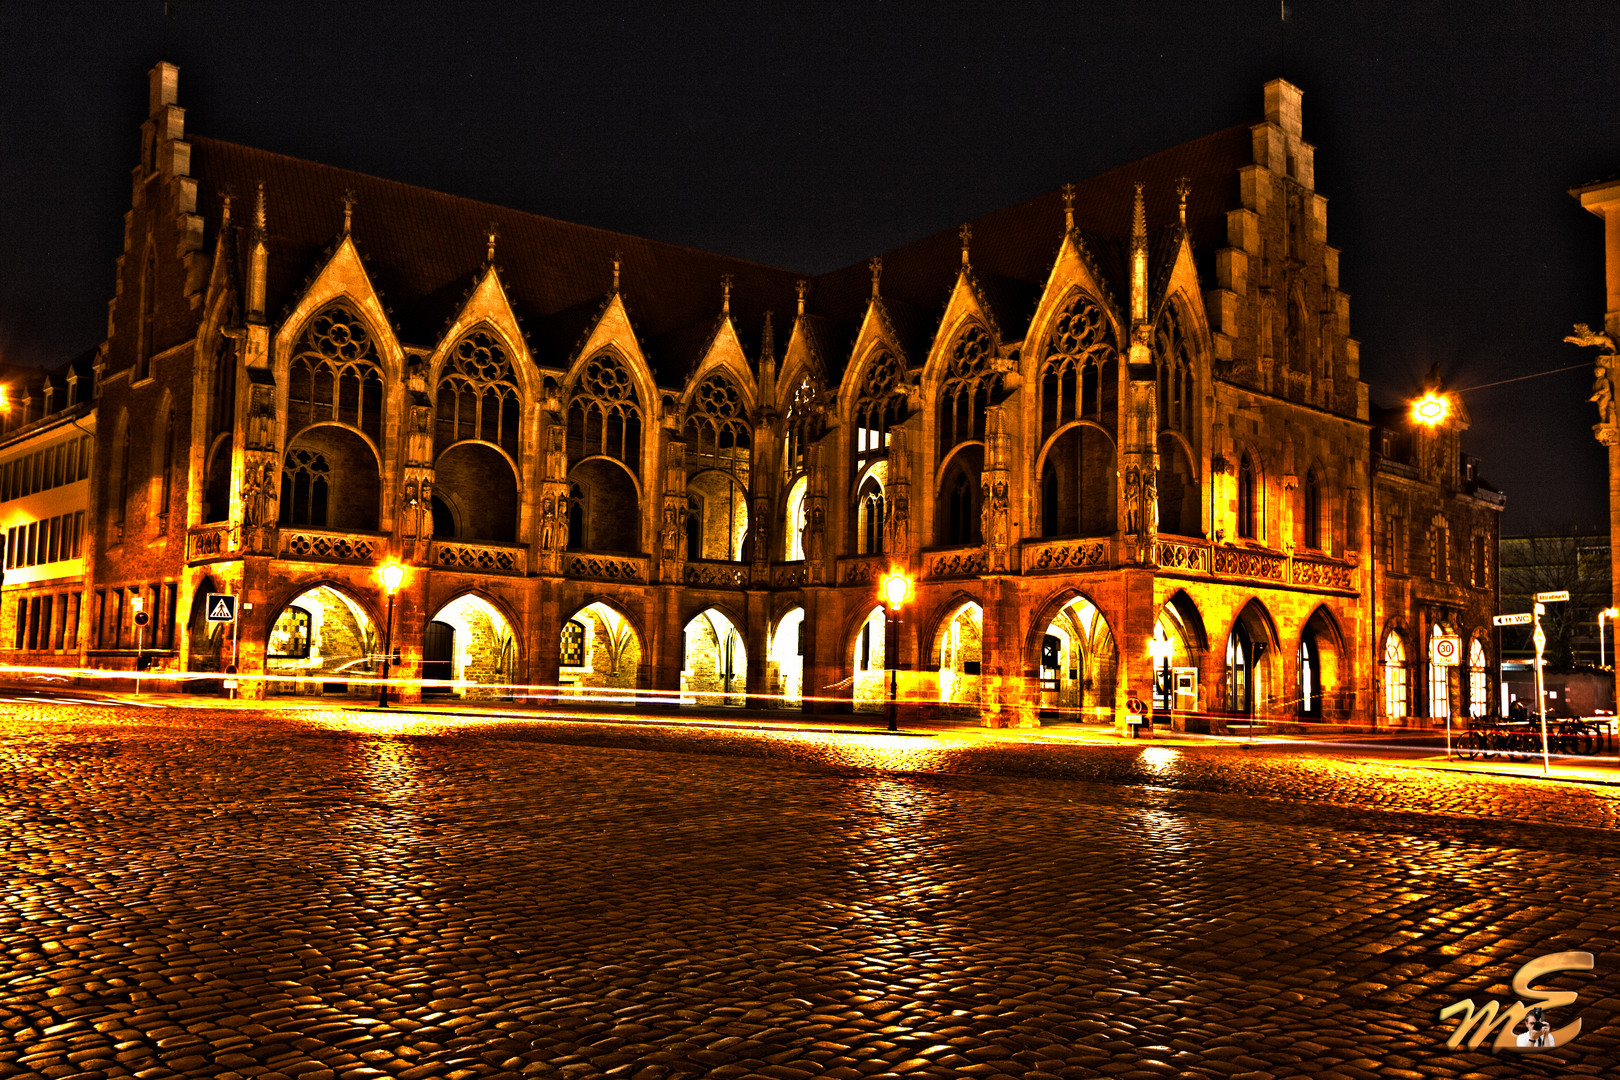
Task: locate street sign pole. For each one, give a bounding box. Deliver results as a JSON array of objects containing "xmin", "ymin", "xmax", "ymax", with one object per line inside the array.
[
  {"xmin": 230, "ymin": 615, "xmax": 240, "ymax": 700},
  {"xmin": 1534, "ymin": 602, "xmax": 1549, "ymax": 775}
]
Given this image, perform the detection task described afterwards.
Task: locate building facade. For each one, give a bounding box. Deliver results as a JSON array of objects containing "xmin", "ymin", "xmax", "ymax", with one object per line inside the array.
[
  {"xmin": 1369, "ymin": 397, "xmax": 1505, "ymax": 723},
  {"xmin": 22, "ymin": 62, "xmax": 1510, "ymax": 727}
]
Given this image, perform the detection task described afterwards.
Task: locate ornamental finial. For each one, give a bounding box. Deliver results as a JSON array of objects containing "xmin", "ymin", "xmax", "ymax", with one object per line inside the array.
[
  {"xmin": 869, "ymin": 256, "xmax": 882, "ymax": 297},
  {"xmin": 1061, "ymin": 183, "xmax": 1075, "ymax": 232},
  {"xmin": 959, "ymin": 222, "xmax": 972, "ymax": 265},
  {"xmin": 721, "ymin": 272, "xmax": 733, "ymax": 314},
  {"xmin": 1175, "ymin": 177, "xmax": 1191, "ymax": 225}
]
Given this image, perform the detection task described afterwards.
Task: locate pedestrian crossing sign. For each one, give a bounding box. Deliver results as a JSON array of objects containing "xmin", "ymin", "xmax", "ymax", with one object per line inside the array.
[{"xmin": 206, "ymin": 593, "xmax": 237, "ymax": 623}]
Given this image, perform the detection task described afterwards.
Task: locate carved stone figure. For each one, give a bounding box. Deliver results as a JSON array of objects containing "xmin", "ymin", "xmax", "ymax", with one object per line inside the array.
[
  {"xmin": 555, "ymin": 491, "xmax": 569, "ymax": 551},
  {"xmin": 1122, "ymin": 465, "xmax": 1141, "ymax": 535},
  {"xmin": 659, "ymin": 503, "xmax": 683, "ymax": 562},
  {"xmin": 246, "ymin": 384, "xmax": 276, "ymax": 451},
  {"xmin": 1592, "ymin": 361, "xmax": 1615, "ymax": 428},
  {"xmin": 1141, "ymin": 468, "xmax": 1158, "ymax": 536},
  {"xmin": 241, "ymin": 460, "xmax": 276, "ymax": 527},
  {"xmin": 885, "ymin": 489, "xmax": 909, "ymax": 557},
  {"xmin": 806, "ymin": 505, "xmax": 826, "ymax": 577},
  {"xmin": 540, "ymin": 496, "xmax": 557, "ymax": 551},
  {"xmin": 981, "ymin": 479, "xmax": 1010, "ymax": 570}
]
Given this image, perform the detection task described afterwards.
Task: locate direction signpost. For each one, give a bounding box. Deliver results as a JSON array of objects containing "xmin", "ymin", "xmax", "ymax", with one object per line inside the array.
[{"xmin": 1529, "ymin": 592, "xmax": 1570, "ymax": 774}]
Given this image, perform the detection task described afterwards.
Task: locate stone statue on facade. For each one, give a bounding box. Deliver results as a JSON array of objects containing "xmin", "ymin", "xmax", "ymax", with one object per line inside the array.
[
  {"xmin": 981, "ymin": 479, "xmax": 1010, "ymax": 571},
  {"xmin": 806, "ymin": 505, "xmax": 826, "ymax": 582},
  {"xmin": 659, "ymin": 503, "xmax": 683, "ymax": 563},
  {"xmin": 540, "ymin": 496, "xmax": 559, "ymax": 552},
  {"xmin": 1122, "ymin": 465, "xmax": 1141, "ymax": 535},
  {"xmin": 246, "ymin": 384, "xmax": 276, "ymax": 451},
  {"xmin": 1568, "ymin": 323, "xmax": 1620, "ymax": 443},
  {"xmin": 241, "ymin": 460, "xmax": 276, "ymax": 527}
]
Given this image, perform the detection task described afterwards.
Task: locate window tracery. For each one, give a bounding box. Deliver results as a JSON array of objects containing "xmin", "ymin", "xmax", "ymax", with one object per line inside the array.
[
  {"xmin": 1040, "ymin": 293, "xmax": 1116, "ymax": 441},
  {"xmin": 852, "ymin": 351, "xmax": 906, "ymax": 465},
  {"xmin": 938, "ymin": 325, "xmax": 996, "ymax": 459},
  {"xmin": 1154, "ymin": 305, "xmax": 1195, "ymax": 433},
  {"xmin": 782, "ymin": 374, "xmax": 824, "ymax": 482},
  {"xmin": 279, "ymin": 447, "xmax": 331, "ymax": 527},
  {"xmin": 436, "ymin": 329, "xmax": 521, "ymax": 459},
  {"xmin": 684, "ymin": 374, "xmax": 751, "ymax": 483},
  {"xmin": 567, "ymin": 353, "xmax": 642, "ymax": 470},
  {"xmin": 288, "ymin": 304, "xmax": 385, "ymax": 446}
]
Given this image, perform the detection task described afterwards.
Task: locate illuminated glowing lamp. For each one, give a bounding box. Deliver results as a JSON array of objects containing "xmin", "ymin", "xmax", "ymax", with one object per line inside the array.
[
  {"xmin": 379, "ymin": 559, "xmax": 406, "ymax": 594},
  {"xmin": 1410, "ymin": 392, "xmax": 1451, "ymax": 427},
  {"xmin": 883, "ymin": 570, "xmax": 910, "ymax": 610}
]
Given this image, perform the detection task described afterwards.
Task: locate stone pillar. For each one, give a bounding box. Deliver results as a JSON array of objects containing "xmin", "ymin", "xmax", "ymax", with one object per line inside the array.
[
  {"xmin": 528, "ymin": 578, "xmax": 561, "ymax": 703},
  {"xmin": 647, "ymin": 585, "xmax": 684, "ymax": 707},
  {"xmin": 978, "ymin": 577, "xmax": 1036, "ymax": 728},
  {"xmin": 1113, "ymin": 569, "xmax": 1160, "ymax": 733},
  {"xmin": 802, "ymin": 587, "xmax": 847, "ymax": 714},
  {"xmin": 745, "ymin": 590, "xmax": 771, "ymax": 709}
]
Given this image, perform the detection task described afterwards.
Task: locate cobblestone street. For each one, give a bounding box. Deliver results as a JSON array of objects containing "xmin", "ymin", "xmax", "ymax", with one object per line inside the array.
[{"xmin": 2, "ymin": 701, "xmax": 1617, "ymax": 1079}]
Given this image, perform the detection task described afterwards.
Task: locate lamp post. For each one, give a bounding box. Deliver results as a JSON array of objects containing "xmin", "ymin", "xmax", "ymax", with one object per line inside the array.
[
  {"xmin": 377, "ymin": 559, "xmax": 405, "ymax": 708},
  {"xmin": 1601, "ymin": 608, "xmax": 1618, "ymax": 668},
  {"xmin": 883, "ymin": 570, "xmax": 910, "ymax": 732}
]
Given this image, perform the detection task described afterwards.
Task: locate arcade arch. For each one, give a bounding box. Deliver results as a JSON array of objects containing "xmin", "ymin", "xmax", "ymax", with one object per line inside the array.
[
  {"xmin": 1223, "ymin": 600, "xmax": 1278, "ymax": 717},
  {"xmin": 421, "ymin": 593, "xmax": 516, "ymax": 699},
  {"xmin": 681, "ymin": 606, "xmax": 746, "ymax": 707},
  {"xmin": 1035, "ymin": 593, "xmax": 1118, "ymax": 721},
  {"xmin": 1298, "ymin": 606, "xmax": 1346, "ymax": 720},
  {"xmin": 851, "ymin": 605, "xmax": 889, "ymax": 712},
  {"xmin": 560, "ymin": 602, "xmax": 641, "ymax": 696},
  {"xmin": 933, "ymin": 601, "xmax": 983, "ymax": 710},
  {"xmin": 769, "ymin": 607, "xmax": 806, "ymax": 707},
  {"xmin": 265, "ymin": 584, "xmax": 378, "ymax": 695}
]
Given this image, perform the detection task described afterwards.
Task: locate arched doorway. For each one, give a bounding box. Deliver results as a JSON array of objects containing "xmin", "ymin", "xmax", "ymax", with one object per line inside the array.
[
  {"xmin": 265, "ymin": 584, "xmax": 378, "ymax": 696},
  {"xmin": 769, "ymin": 607, "xmax": 805, "ymax": 707},
  {"xmin": 560, "ymin": 602, "xmax": 641, "ymax": 698},
  {"xmin": 1149, "ymin": 605, "xmax": 1198, "ymax": 712},
  {"xmin": 680, "ymin": 607, "xmax": 747, "ymax": 707},
  {"xmin": 851, "ymin": 606, "xmax": 888, "ymax": 712},
  {"xmin": 1223, "ymin": 600, "xmax": 1277, "ymax": 718},
  {"xmin": 1036, "ymin": 593, "xmax": 1118, "ymax": 722},
  {"xmin": 1298, "ymin": 607, "xmax": 1345, "ymax": 720},
  {"xmin": 933, "ymin": 602, "xmax": 983, "ymax": 711},
  {"xmin": 186, "ymin": 575, "xmax": 226, "ymax": 671},
  {"xmin": 434, "ymin": 443, "xmax": 519, "ymax": 542},
  {"xmin": 423, "ymin": 593, "xmax": 517, "ymax": 699}
]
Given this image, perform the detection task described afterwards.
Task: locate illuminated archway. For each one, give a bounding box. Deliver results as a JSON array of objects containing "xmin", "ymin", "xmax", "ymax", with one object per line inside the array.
[
  {"xmin": 769, "ymin": 607, "xmax": 806, "ymax": 707},
  {"xmin": 423, "ymin": 593, "xmax": 517, "ymax": 699},
  {"xmin": 1034, "ymin": 593, "xmax": 1118, "ymax": 721},
  {"xmin": 932, "ymin": 601, "xmax": 984, "ymax": 709},
  {"xmin": 265, "ymin": 584, "xmax": 379, "ymax": 696},
  {"xmin": 681, "ymin": 607, "xmax": 746, "ymax": 707},
  {"xmin": 850, "ymin": 605, "xmax": 888, "ymax": 713},
  {"xmin": 560, "ymin": 601, "xmax": 642, "ymax": 697}
]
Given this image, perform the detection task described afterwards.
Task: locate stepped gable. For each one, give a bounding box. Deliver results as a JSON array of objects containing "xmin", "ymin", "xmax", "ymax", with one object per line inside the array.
[
  {"xmin": 188, "ymin": 136, "xmax": 804, "ymax": 371},
  {"xmin": 809, "ymin": 124, "xmax": 1251, "ymax": 365}
]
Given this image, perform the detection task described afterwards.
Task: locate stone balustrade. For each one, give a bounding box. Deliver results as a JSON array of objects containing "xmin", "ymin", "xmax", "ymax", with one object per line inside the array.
[
  {"xmin": 431, "ymin": 540, "xmax": 527, "ymax": 575},
  {"xmin": 279, "ymin": 528, "xmax": 383, "ymax": 564},
  {"xmin": 565, "ymin": 553, "xmax": 647, "ymax": 583},
  {"xmin": 1020, "ymin": 536, "xmax": 1112, "ymax": 573},
  {"xmin": 683, "ymin": 559, "xmax": 749, "ymax": 588},
  {"xmin": 923, "ymin": 546, "xmax": 988, "ymax": 579}
]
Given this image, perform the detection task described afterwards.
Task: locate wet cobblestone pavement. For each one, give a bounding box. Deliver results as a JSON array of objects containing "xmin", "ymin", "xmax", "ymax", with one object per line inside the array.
[{"xmin": 2, "ymin": 703, "xmax": 1617, "ymax": 1078}]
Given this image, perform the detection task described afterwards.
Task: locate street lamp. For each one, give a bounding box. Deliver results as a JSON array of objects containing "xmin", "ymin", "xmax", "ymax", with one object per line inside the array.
[
  {"xmin": 1410, "ymin": 391, "xmax": 1452, "ymax": 427},
  {"xmin": 1602, "ymin": 608, "xmax": 1619, "ymax": 668},
  {"xmin": 883, "ymin": 570, "xmax": 910, "ymax": 732},
  {"xmin": 377, "ymin": 559, "xmax": 406, "ymax": 708}
]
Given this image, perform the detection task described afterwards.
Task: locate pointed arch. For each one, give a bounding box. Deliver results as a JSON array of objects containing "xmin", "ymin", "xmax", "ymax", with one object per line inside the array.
[
  {"xmin": 934, "ymin": 321, "xmax": 998, "ymax": 467},
  {"xmin": 566, "ymin": 349, "xmax": 644, "ymax": 476},
  {"xmin": 284, "ymin": 301, "xmax": 388, "ymax": 449},
  {"xmin": 1036, "ymin": 290, "xmax": 1119, "ymax": 441},
  {"xmin": 433, "ymin": 323, "xmax": 524, "ymax": 461}
]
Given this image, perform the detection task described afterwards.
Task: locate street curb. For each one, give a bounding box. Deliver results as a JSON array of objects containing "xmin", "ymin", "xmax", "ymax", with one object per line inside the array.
[{"xmin": 1368, "ymin": 759, "xmax": 1620, "ymax": 788}]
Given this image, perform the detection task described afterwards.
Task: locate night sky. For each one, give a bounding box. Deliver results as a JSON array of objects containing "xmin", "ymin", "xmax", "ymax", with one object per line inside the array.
[{"xmin": 2, "ymin": 1, "xmax": 1617, "ymax": 533}]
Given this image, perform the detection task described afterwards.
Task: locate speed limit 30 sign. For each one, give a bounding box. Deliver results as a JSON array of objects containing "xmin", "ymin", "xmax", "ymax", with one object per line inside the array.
[{"xmin": 1429, "ymin": 635, "xmax": 1462, "ymax": 666}]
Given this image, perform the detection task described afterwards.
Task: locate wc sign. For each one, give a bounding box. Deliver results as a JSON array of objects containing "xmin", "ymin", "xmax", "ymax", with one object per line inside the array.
[{"xmin": 205, "ymin": 593, "xmax": 237, "ymax": 623}]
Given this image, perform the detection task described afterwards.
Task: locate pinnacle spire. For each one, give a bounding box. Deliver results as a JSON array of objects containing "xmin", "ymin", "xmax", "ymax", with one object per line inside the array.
[
  {"xmin": 869, "ymin": 256, "xmax": 882, "ymax": 298},
  {"xmin": 342, "ymin": 188, "xmax": 355, "ymax": 234},
  {"xmin": 721, "ymin": 273, "xmax": 733, "ymax": 314},
  {"xmin": 795, "ymin": 280, "xmax": 807, "ymax": 316},
  {"xmin": 1175, "ymin": 177, "xmax": 1191, "ymax": 225},
  {"xmin": 1130, "ymin": 183, "xmax": 1148, "ymax": 325},
  {"xmin": 959, "ymin": 223, "xmax": 972, "ymax": 266},
  {"xmin": 486, "ymin": 222, "xmax": 499, "ymax": 264},
  {"xmin": 253, "ymin": 181, "xmax": 267, "ymax": 241},
  {"xmin": 1062, "ymin": 183, "xmax": 1075, "ymax": 233},
  {"xmin": 612, "ymin": 251, "xmax": 622, "ymax": 293},
  {"xmin": 762, "ymin": 310, "xmax": 775, "ymax": 361}
]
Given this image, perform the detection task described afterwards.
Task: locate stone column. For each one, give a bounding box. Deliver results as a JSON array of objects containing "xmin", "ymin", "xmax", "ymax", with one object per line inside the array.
[
  {"xmin": 745, "ymin": 589, "xmax": 771, "ymax": 709},
  {"xmin": 802, "ymin": 587, "xmax": 847, "ymax": 714}
]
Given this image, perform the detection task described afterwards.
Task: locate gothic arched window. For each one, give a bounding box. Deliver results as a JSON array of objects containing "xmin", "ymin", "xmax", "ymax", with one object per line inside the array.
[
  {"xmin": 1383, "ymin": 631, "xmax": 1408, "ymax": 719},
  {"xmin": 852, "ymin": 350, "xmax": 906, "ymax": 467},
  {"xmin": 1154, "ymin": 304, "xmax": 1195, "ymax": 434},
  {"xmin": 566, "ymin": 353, "xmax": 642, "ymax": 472},
  {"xmin": 287, "ymin": 304, "xmax": 386, "ymax": 446},
  {"xmin": 279, "ymin": 448, "xmax": 331, "ymax": 526},
  {"xmin": 1302, "ymin": 468, "xmax": 1321, "ymax": 550},
  {"xmin": 1468, "ymin": 637, "xmax": 1488, "ymax": 718},
  {"xmin": 1040, "ymin": 293, "xmax": 1116, "ymax": 441},
  {"xmin": 937, "ymin": 325, "xmax": 996, "ymax": 462},
  {"xmin": 946, "ymin": 471, "xmax": 974, "ymax": 545},
  {"xmin": 436, "ymin": 329, "xmax": 521, "ymax": 459},
  {"xmin": 684, "ymin": 374, "xmax": 751, "ymax": 562},
  {"xmin": 1237, "ymin": 454, "xmax": 1257, "ymax": 540},
  {"xmin": 782, "ymin": 373, "xmax": 824, "ymax": 482},
  {"xmin": 135, "ymin": 252, "xmax": 155, "ymax": 383}
]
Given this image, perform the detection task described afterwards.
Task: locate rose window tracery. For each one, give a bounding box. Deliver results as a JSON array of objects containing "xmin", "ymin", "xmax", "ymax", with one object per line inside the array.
[
  {"xmin": 288, "ymin": 304, "xmax": 386, "ymax": 445},
  {"xmin": 684, "ymin": 374, "xmax": 751, "ymax": 483},
  {"xmin": 436, "ymin": 329, "xmax": 521, "ymax": 458},
  {"xmin": 782, "ymin": 373, "xmax": 824, "ymax": 481}
]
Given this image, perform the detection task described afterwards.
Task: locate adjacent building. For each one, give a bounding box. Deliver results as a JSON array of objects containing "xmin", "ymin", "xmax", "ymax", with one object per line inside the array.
[{"xmin": 4, "ymin": 62, "xmax": 1508, "ymax": 728}]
